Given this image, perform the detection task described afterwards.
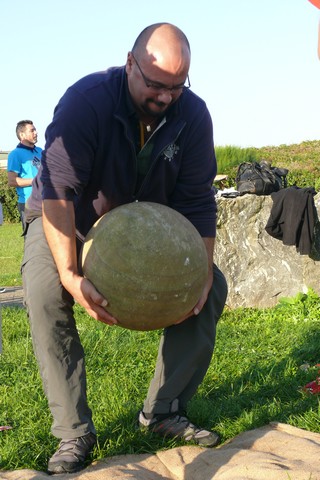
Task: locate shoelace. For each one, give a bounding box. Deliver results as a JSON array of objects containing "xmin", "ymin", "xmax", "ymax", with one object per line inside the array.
[
  {"xmin": 56, "ymin": 436, "xmax": 93, "ymax": 459},
  {"xmin": 155, "ymin": 414, "xmax": 201, "ymax": 436}
]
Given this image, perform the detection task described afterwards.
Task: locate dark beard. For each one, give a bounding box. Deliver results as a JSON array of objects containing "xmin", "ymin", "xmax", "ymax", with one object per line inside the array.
[{"xmin": 140, "ymin": 98, "xmax": 172, "ymax": 118}]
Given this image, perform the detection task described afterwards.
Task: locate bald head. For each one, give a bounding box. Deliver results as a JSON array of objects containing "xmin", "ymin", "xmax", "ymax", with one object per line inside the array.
[
  {"xmin": 132, "ymin": 23, "xmax": 191, "ymax": 77},
  {"xmin": 132, "ymin": 23, "xmax": 190, "ymax": 54},
  {"xmin": 126, "ymin": 23, "xmax": 191, "ymax": 121}
]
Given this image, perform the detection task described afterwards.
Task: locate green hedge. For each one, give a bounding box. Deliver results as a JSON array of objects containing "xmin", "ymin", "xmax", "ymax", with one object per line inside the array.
[
  {"xmin": 0, "ymin": 169, "xmax": 20, "ymax": 223},
  {"xmin": 215, "ymin": 143, "xmax": 320, "ymax": 192}
]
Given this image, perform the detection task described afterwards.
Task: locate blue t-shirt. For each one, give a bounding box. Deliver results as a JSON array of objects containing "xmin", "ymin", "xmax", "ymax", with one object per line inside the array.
[{"xmin": 7, "ymin": 143, "xmax": 42, "ymax": 203}]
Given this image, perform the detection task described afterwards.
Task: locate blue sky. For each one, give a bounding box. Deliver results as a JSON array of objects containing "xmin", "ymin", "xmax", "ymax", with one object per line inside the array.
[{"xmin": 0, "ymin": 0, "xmax": 319, "ymax": 151}]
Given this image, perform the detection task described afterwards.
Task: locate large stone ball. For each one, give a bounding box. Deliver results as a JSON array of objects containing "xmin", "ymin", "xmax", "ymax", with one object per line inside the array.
[{"xmin": 81, "ymin": 202, "xmax": 208, "ymax": 331}]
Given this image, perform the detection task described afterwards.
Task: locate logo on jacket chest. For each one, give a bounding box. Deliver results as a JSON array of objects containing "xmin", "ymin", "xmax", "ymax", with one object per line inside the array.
[{"xmin": 162, "ymin": 143, "xmax": 179, "ymax": 162}]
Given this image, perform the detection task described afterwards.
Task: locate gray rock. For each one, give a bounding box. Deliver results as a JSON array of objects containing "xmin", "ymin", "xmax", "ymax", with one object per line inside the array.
[{"xmin": 215, "ymin": 192, "xmax": 320, "ymax": 308}]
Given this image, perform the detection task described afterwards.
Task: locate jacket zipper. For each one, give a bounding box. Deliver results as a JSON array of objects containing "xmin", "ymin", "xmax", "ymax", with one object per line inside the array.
[{"xmin": 134, "ymin": 124, "xmax": 185, "ymax": 200}]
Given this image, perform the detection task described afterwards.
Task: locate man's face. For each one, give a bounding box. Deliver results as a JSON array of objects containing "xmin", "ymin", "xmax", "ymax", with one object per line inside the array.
[
  {"xmin": 20, "ymin": 124, "xmax": 38, "ymax": 146},
  {"xmin": 126, "ymin": 52, "xmax": 189, "ymax": 119}
]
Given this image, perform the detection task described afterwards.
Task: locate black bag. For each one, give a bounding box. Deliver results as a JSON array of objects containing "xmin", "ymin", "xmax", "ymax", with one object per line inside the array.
[{"xmin": 236, "ymin": 161, "xmax": 288, "ymax": 196}]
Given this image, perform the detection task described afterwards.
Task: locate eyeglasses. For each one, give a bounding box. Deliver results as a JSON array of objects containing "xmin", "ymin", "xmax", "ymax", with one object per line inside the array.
[{"xmin": 131, "ymin": 52, "xmax": 191, "ymax": 93}]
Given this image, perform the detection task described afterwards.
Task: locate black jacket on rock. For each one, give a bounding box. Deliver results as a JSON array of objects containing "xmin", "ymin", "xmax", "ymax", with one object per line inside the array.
[{"xmin": 265, "ymin": 186, "xmax": 317, "ymax": 255}]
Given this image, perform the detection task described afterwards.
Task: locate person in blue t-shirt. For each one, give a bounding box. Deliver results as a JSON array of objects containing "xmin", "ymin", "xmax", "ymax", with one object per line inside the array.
[{"xmin": 7, "ymin": 120, "xmax": 42, "ymax": 230}]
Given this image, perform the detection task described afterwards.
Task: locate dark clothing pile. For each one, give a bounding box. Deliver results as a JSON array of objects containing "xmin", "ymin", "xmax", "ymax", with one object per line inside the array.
[{"xmin": 265, "ymin": 186, "xmax": 318, "ymax": 255}]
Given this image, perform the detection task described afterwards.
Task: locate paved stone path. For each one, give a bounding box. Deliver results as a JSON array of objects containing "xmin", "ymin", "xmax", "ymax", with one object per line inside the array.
[{"xmin": 0, "ymin": 286, "xmax": 24, "ymax": 308}]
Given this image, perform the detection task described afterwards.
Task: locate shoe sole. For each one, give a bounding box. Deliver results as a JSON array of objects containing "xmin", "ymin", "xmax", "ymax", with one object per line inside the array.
[{"xmin": 47, "ymin": 461, "xmax": 85, "ymax": 475}]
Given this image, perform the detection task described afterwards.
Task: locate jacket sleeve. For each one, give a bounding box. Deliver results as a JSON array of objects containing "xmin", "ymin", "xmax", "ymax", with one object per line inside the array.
[
  {"xmin": 170, "ymin": 97, "xmax": 217, "ymax": 238},
  {"xmin": 40, "ymin": 87, "xmax": 99, "ymax": 201}
]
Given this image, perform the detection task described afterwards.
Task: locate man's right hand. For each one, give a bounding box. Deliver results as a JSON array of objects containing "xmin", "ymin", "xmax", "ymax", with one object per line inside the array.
[
  {"xmin": 42, "ymin": 199, "xmax": 118, "ymax": 326},
  {"xmin": 63, "ymin": 273, "xmax": 118, "ymax": 326}
]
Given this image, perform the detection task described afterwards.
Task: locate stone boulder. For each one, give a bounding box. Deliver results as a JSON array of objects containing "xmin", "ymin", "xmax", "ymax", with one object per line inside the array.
[{"xmin": 214, "ymin": 192, "xmax": 320, "ymax": 308}]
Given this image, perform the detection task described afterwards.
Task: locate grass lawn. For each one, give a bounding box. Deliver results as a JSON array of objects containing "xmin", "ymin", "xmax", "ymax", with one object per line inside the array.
[
  {"xmin": 1, "ymin": 291, "xmax": 320, "ymax": 472},
  {"xmin": 0, "ymin": 223, "xmax": 24, "ymax": 286},
  {"xmin": 0, "ymin": 223, "xmax": 320, "ymax": 472}
]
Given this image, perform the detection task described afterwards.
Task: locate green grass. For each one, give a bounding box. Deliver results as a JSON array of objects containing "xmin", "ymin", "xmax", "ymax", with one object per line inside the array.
[
  {"xmin": 0, "ymin": 223, "xmax": 23, "ymax": 286},
  {"xmin": 1, "ymin": 290, "xmax": 320, "ymax": 472},
  {"xmin": 1, "ymin": 141, "xmax": 320, "ymax": 474},
  {"xmin": 215, "ymin": 145, "xmax": 259, "ymax": 173}
]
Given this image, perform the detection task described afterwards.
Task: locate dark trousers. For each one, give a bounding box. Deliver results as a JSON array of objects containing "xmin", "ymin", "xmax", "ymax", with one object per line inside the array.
[
  {"xmin": 22, "ymin": 217, "xmax": 227, "ymax": 439},
  {"xmin": 18, "ymin": 203, "xmax": 26, "ymax": 231}
]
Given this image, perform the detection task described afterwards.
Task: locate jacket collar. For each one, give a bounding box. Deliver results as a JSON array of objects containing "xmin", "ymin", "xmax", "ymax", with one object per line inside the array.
[{"xmin": 16, "ymin": 142, "xmax": 36, "ymax": 151}]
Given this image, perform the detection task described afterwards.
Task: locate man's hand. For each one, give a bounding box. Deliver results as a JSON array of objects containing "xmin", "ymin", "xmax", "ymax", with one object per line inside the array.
[
  {"xmin": 62, "ymin": 273, "xmax": 117, "ymax": 326},
  {"xmin": 42, "ymin": 199, "xmax": 117, "ymax": 326},
  {"xmin": 174, "ymin": 267, "xmax": 213, "ymax": 325}
]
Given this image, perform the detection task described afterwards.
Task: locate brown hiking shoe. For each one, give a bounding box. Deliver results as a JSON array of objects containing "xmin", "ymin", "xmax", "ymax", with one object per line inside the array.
[
  {"xmin": 47, "ymin": 432, "xmax": 97, "ymax": 474},
  {"xmin": 138, "ymin": 411, "xmax": 220, "ymax": 447}
]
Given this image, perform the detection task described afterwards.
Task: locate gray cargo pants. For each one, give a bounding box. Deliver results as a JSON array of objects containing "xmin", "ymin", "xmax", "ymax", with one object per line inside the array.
[{"xmin": 22, "ymin": 216, "xmax": 227, "ymax": 439}]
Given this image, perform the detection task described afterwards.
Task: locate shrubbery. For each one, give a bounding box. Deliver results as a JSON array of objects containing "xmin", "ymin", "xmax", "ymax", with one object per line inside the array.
[
  {"xmin": 0, "ymin": 169, "xmax": 20, "ymax": 223},
  {"xmin": 215, "ymin": 140, "xmax": 320, "ymax": 191}
]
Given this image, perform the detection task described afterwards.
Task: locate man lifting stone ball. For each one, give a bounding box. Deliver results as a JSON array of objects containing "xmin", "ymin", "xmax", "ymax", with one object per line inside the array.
[{"xmin": 22, "ymin": 22, "xmax": 228, "ymax": 474}]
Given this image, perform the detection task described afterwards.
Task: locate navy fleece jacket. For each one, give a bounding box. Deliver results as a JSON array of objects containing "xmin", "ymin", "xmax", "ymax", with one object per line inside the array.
[{"xmin": 27, "ymin": 67, "xmax": 217, "ymax": 241}]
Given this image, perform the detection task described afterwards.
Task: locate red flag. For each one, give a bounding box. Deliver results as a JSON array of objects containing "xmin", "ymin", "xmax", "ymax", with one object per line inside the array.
[{"xmin": 308, "ymin": 0, "xmax": 320, "ymax": 9}]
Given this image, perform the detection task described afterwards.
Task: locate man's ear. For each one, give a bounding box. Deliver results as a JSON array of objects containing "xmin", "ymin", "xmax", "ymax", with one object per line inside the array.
[{"xmin": 126, "ymin": 52, "xmax": 133, "ymax": 74}]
